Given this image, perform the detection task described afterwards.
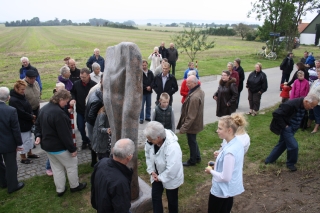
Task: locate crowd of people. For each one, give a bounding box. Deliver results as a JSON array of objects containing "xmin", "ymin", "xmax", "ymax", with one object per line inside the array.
[{"xmin": 1, "ymin": 44, "xmax": 320, "ymax": 213}]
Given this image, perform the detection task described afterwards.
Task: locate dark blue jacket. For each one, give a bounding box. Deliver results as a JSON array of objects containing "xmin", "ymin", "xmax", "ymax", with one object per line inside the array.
[
  {"xmin": 86, "ymin": 55, "xmax": 105, "ymax": 72},
  {"xmin": 0, "ymin": 102, "xmax": 23, "ymax": 153},
  {"xmin": 19, "ymin": 64, "xmax": 42, "ymax": 91}
]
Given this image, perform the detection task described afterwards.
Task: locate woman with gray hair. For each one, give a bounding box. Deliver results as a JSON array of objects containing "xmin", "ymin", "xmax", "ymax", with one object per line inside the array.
[
  {"xmin": 148, "ymin": 46, "xmax": 162, "ymax": 73},
  {"xmin": 90, "ymin": 62, "xmax": 102, "ymax": 84},
  {"xmin": 144, "ymin": 121, "xmax": 184, "ymax": 213},
  {"xmin": 57, "ymin": 65, "xmax": 73, "ymax": 91}
]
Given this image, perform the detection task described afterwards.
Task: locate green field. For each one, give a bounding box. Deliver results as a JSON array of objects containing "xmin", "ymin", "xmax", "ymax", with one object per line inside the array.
[{"xmin": 0, "ymin": 25, "xmax": 319, "ymax": 100}]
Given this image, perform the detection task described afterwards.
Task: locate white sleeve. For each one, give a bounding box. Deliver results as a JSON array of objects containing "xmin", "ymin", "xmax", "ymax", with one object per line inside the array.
[
  {"xmin": 151, "ymin": 109, "xmax": 155, "ymax": 121},
  {"xmin": 210, "ymin": 153, "xmax": 235, "ymax": 182},
  {"xmin": 148, "ymin": 54, "xmax": 153, "ymax": 60}
]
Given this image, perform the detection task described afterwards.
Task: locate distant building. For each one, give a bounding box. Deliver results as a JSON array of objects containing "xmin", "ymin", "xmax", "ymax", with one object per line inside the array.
[{"xmin": 299, "ymin": 13, "xmax": 320, "ymax": 45}]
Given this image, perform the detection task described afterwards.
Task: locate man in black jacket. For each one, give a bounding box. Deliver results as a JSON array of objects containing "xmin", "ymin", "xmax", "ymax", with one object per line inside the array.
[
  {"xmin": 280, "ymin": 53, "xmax": 294, "ymax": 91},
  {"xmin": 70, "ymin": 68, "xmax": 97, "ymax": 149},
  {"xmin": 0, "ymin": 87, "xmax": 25, "ymax": 194},
  {"xmin": 68, "ymin": 59, "xmax": 81, "ymax": 84},
  {"xmin": 158, "ymin": 42, "xmax": 168, "ymax": 59},
  {"xmin": 153, "ymin": 62, "xmax": 178, "ymax": 106},
  {"xmin": 140, "ymin": 60, "xmax": 154, "ymax": 124},
  {"xmin": 35, "ymin": 89, "xmax": 87, "ymax": 196},
  {"xmin": 167, "ymin": 43, "xmax": 178, "ymax": 76},
  {"xmin": 91, "ymin": 139, "xmax": 134, "ymax": 213},
  {"xmin": 266, "ymin": 94, "xmax": 319, "ymax": 171}
]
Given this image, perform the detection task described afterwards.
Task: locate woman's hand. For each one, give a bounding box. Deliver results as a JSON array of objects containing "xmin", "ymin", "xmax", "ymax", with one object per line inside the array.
[{"xmin": 205, "ymin": 166, "xmax": 212, "ymax": 174}]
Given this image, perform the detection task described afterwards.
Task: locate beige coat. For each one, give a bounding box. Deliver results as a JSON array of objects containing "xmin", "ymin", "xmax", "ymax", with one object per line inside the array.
[
  {"xmin": 24, "ymin": 80, "xmax": 40, "ymax": 110},
  {"xmin": 177, "ymin": 86, "xmax": 205, "ymax": 134}
]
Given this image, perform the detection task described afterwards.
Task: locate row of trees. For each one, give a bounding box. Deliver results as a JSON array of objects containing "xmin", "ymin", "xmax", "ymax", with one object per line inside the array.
[
  {"xmin": 88, "ymin": 18, "xmax": 136, "ymax": 27},
  {"xmin": 5, "ymin": 17, "xmax": 75, "ymax": 27},
  {"xmin": 148, "ymin": 22, "xmax": 260, "ymax": 29}
]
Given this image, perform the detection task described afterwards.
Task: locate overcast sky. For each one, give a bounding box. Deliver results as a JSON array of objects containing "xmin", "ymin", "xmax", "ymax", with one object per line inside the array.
[{"xmin": 0, "ymin": 0, "xmax": 318, "ymax": 24}]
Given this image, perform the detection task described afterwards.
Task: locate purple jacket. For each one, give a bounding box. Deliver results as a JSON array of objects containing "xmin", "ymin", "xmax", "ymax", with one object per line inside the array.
[
  {"xmin": 58, "ymin": 75, "xmax": 73, "ymax": 91},
  {"xmin": 290, "ymin": 79, "xmax": 310, "ymax": 99}
]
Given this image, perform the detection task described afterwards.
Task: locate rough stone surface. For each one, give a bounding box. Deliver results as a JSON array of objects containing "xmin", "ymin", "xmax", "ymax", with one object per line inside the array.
[{"xmin": 130, "ymin": 177, "xmax": 153, "ymax": 213}]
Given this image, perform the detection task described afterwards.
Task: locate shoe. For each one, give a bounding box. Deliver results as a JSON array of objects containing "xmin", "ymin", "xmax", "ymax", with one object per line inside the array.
[
  {"xmin": 139, "ymin": 120, "xmax": 144, "ymax": 124},
  {"xmin": 246, "ymin": 111, "xmax": 252, "ymax": 115},
  {"xmin": 145, "ymin": 118, "xmax": 151, "ymax": 121},
  {"xmin": 287, "ymin": 165, "xmax": 297, "ymax": 172},
  {"xmin": 20, "ymin": 159, "xmax": 32, "ymax": 164},
  {"xmin": 183, "ymin": 161, "xmax": 196, "ymax": 167},
  {"xmin": 70, "ymin": 182, "xmax": 87, "ymax": 193},
  {"xmin": 81, "ymin": 143, "xmax": 87, "ymax": 150},
  {"xmin": 57, "ymin": 187, "xmax": 67, "ymax": 197},
  {"xmin": 8, "ymin": 182, "xmax": 24, "ymax": 194},
  {"xmin": 46, "ymin": 169, "xmax": 53, "ymax": 176}
]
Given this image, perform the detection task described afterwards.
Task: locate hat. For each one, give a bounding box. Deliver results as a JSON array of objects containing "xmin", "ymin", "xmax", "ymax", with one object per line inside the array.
[{"xmin": 26, "ymin": 70, "xmax": 38, "ymax": 77}]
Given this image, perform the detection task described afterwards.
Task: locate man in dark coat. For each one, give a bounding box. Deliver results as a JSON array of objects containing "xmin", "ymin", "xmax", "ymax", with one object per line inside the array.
[
  {"xmin": 68, "ymin": 59, "xmax": 81, "ymax": 84},
  {"xmin": 140, "ymin": 60, "xmax": 154, "ymax": 124},
  {"xmin": 153, "ymin": 62, "xmax": 178, "ymax": 106},
  {"xmin": 167, "ymin": 43, "xmax": 179, "ymax": 76},
  {"xmin": 177, "ymin": 75, "xmax": 205, "ymax": 166},
  {"xmin": 266, "ymin": 94, "xmax": 319, "ymax": 171},
  {"xmin": 86, "ymin": 48, "xmax": 105, "ymax": 72},
  {"xmin": 70, "ymin": 68, "xmax": 97, "ymax": 149},
  {"xmin": 158, "ymin": 42, "xmax": 168, "ymax": 59},
  {"xmin": 280, "ymin": 53, "xmax": 294, "ymax": 90},
  {"xmin": 0, "ymin": 87, "xmax": 25, "ymax": 194},
  {"xmin": 91, "ymin": 139, "xmax": 134, "ymax": 213}
]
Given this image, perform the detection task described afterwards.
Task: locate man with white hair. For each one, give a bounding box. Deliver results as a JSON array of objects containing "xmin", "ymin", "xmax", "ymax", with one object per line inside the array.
[
  {"xmin": 91, "ymin": 138, "xmax": 134, "ymax": 213},
  {"xmin": 177, "ymin": 75, "xmax": 205, "ymax": 166},
  {"xmin": 86, "ymin": 48, "xmax": 105, "ymax": 73},
  {"xmin": 0, "ymin": 87, "xmax": 25, "ymax": 193},
  {"xmin": 19, "ymin": 56, "xmax": 42, "ymax": 91}
]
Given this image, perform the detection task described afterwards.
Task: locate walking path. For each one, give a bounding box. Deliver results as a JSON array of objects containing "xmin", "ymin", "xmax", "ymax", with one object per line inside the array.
[{"xmin": 17, "ymin": 66, "xmax": 283, "ymax": 180}]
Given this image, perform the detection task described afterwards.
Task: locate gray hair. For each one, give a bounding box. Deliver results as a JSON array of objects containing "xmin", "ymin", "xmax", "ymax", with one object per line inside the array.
[
  {"xmin": 60, "ymin": 65, "xmax": 70, "ymax": 75},
  {"xmin": 187, "ymin": 70, "xmax": 197, "ymax": 77},
  {"xmin": 227, "ymin": 62, "xmax": 233, "ymax": 67},
  {"xmin": 187, "ymin": 75, "xmax": 198, "ymax": 84},
  {"xmin": 154, "ymin": 46, "xmax": 159, "ymax": 51},
  {"xmin": 80, "ymin": 67, "xmax": 91, "ymax": 75},
  {"xmin": 113, "ymin": 139, "xmax": 135, "ymax": 159},
  {"xmin": 94, "ymin": 48, "xmax": 100, "ymax": 53},
  {"xmin": 92, "ymin": 62, "xmax": 101, "ymax": 71},
  {"xmin": 20, "ymin": 56, "xmax": 29, "ymax": 62},
  {"xmin": 0, "ymin": 87, "xmax": 10, "ymax": 101},
  {"xmin": 144, "ymin": 121, "xmax": 166, "ymax": 140},
  {"xmin": 304, "ymin": 94, "xmax": 319, "ymax": 103}
]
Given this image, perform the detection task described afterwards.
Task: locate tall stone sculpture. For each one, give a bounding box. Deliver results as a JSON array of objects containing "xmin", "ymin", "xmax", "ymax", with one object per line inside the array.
[{"xmin": 103, "ymin": 42, "xmax": 142, "ymax": 200}]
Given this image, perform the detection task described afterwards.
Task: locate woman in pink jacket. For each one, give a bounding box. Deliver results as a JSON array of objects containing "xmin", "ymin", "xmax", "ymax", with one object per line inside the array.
[{"xmin": 290, "ymin": 71, "xmax": 310, "ymax": 99}]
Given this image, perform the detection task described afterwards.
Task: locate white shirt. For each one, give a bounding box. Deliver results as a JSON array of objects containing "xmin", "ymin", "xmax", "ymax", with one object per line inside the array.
[{"xmin": 90, "ymin": 72, "xmax": 102, "ymax": 84}]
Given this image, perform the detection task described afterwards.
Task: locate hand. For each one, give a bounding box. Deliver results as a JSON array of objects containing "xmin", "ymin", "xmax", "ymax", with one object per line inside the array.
[
  {"xmin": 16, "ymin": 147, "xmax": 23, "ymax": 152},
  {"xmin": 69, "ymin": 100, "xmax": 76, "ymax": 106},
  {"xmin": 146, "ymin": 86, "xmax": 151, "ymax": 91},
  {"xmin": 107, "ymin": 128, "xmax": 111, "ymax": 134},
  {"xmin": 213, "ymin": 96, "xmax": 217, "ymax": 100},
  {"xmin": 68, "ymin": 108, "xmax": 74, "ymax": 113},
  {"xmin": 214, "ymin": 151, "xmax": 219, "ymax": 158},
  {"xmin": 205, "ymin": 166, "xmax": 212, "ymax": 174},
  {"xmin": 151, "ymin": 172, "xmax": 159, "ymax": 182},
  {"xmin": 226, "ymin": 103, "xmax": 230, "ymax": 107},
  {"xmin": 71, "ymin": 151, "xmax": 77, "ymax": 157},
  {"xmin": 35, "ymin": 137, "xmax": 41, "ymax": 145}
]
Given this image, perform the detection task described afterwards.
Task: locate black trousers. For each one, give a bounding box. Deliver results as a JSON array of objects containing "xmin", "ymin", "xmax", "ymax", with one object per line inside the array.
[
  {"xmin": 208, "ymin": 193, "xmax": 233, "ymax": 213},
  {"xmin": 168, "ymin": 61, "xmax": 176, "ymax": 76},
  {"xmin": 0, "ymin": 152, "xmax": 19, "ymax": 193},
  {"xmin": 248, "ymin": 90, "xmax": 262, "ymax": 111},
  {"xmin": 152, "ymin": 181, "xmax": 179, "ymax": 213},
  {"xmin": 187, "ymin": 133, "xmax": 201, "ymax": 164}
]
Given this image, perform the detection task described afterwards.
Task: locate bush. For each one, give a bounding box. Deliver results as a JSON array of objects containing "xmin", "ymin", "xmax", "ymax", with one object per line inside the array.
[{"xmin": 246, "ymin": 31, "xmax": 258, "ymax": 41}]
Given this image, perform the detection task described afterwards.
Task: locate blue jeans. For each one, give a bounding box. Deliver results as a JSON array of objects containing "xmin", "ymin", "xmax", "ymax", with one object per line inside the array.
[
  {"xmin": 140, "ymin": 93, "xmax": 152, "ymax": 121},
  {"xmin": 152, "ymin": 181, "xmax": 179, "ymax": 213},
  {"xmin": 46, "ymin": 159, "xmax": 51, "ymax": 170},
  {"xmin": 187, "ymin": 133, "xmax": 201, "ymax": 164},
  {"xmin": 265, "ymin": 126, "xmax": 298, "ymax": 167},
  {"xmin": 76, "ymin": 113, "xmax": 90, "ymax": 144}
]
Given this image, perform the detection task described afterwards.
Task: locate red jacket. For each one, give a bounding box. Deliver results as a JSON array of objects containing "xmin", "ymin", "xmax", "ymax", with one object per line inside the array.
[
  {"xmin": 180, "ymin": 80, "xmax": 201, "ymax": 103},
  {"xmin": 280, "ymin": 84, "xmax": 291, "ymax": 98}
]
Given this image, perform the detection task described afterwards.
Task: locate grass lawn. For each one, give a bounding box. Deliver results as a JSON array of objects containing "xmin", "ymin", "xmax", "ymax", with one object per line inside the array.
[
  {"xmin": 1, "ymin": 25, "xmax": 320, "ymax": 100},
  {"xmin": 1, "ymin": 104, "xmax": 319, "ymax": 212}
]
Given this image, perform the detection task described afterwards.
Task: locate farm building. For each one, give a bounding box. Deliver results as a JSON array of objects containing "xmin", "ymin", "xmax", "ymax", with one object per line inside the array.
[{"xmin": 299, "ymin": 13, "xmax": 320, "ymax": 45}]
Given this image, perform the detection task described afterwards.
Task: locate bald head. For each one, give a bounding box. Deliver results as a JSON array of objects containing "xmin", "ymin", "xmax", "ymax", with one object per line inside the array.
[
  {"xmin": 68, "ymin": 59, "xmax": 76, "ymax": 71},
  {"xmin": 186, "ymin": 75, "xmax": 198, "ymax": 90}
]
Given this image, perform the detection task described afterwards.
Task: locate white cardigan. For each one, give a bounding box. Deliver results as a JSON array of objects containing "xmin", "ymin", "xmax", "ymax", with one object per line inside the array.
[
  {"xmin": 148, "ymin": 53, "xmax": 162, "ymax": 73},
  {"xmin": 145, "ymin": 129, "xmax": 184, "ymax": 189}
]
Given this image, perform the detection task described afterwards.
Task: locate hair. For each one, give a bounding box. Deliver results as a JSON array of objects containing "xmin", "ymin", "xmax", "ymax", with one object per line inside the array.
[
  {"xmin": 92, "ymin": 62, "xmax": 101, "ymax": 71},
  {"xmin": 60, "ymin": 65, "xmax": 70, "ymax": 76},
  {"xmin": 287, "ymin": 52, "xmax": 293, "ymax": 57},
  {"xmin": 304, "ymin": 51, "xmax": 308, "ymax": 54},
  {"xmin": 188, "ymin": 62, "xmax": 194, "ymax": 66},
  {"xmin": 0, "ymin": 87, "xmax": 10, "ymax": 102},
  {"xmin": 162, "ymin": 58, "xmax": 168, "ymax": 62},
  {"xmin": 144, "ymin": 121, "xmax": 166, "ymax": 140},
  {"xmin": 142, "ymin": 59, "xmax": 148, "ymax": 64},
  {"xmin": 69, "ymin": 58, "xmax": 75, "ymax": 64},
  {"xmin": 55, "ymin": 82, "xmax": 65, "ymax": 92},
  {"xmin": 80, "ymin": 67, "xmax": 90, "ymax": 75},
  {"xmin": 222, "ymin": 70, "xmax": 231, "ymax": 76},
  {"xmin": 230, "ymin": 113, "xmax": 248, "ymax": 135},
  {"xmin": 113, "ymin": 139, "xmax": 135, "ymax": 159},
  {"xmin": 187, "ymin": 75, "xmax": 198, "ymax": 84},
  {"xmin": 20, "ymin": 56, "xmax": 29, "ymax": 63},
  {"xmin": 219, "ymin": 114, "xmax": 246, "ymax": 134},
  {"xmin": 304, "ymin": 94, "xmax": 319, "ymax": 104},
  {"xmin": 234, "ymin": 58, "xmax": 241, "ymax": 66},
  {"xmin": 255, "ymin": 62, "xmax": 262, "ymax": 70},
  {"xmin": 296, "ymin": 62, "xmax": 306, "ymax": 71},
  {"xmin": 50, "ymin": 89, "xmax": 71, "ymax": 104},
  {"xmin": 162, "ymin": 62, "xmax": 170, "ymax": 68},
  {"xmin": 64, "ymin": 56, "xmax": 70, "ymax": 61},
  {"xmin": 94, "ymin": 48, "xmax": 100, "ymax": 52},
  {"xmin": 14, "ymin": 80, "xmax": 27, "ymax": 91},
  {"xmin": 159, "ymin": 92, "xmax": 170, "ymax": 101},
  {"xmin": 297, "ymin": 71, "xmax": 304, "ymax": 77},
  {"xmin": 309, "ymin": 52, "xmax": 313, "ymax": 56},
  {"xmin": 154, "ymin": 47, "xmax": 159, "ymax": 52},
  {"xmin": 227, "ymin": 62, "xmax": 234, "ymax": 68},
  {"xmin": 187, "ymin": 70, "xmax": 197, "ymax": 77},
  {"xmin": 317, "ymin": 68, "xmax": 320, "ymax": 73}
]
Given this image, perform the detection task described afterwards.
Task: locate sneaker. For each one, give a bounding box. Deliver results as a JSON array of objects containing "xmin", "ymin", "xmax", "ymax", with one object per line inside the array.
[
  {"xmin": 46, "ymin": 169, "xmax": 53, "ymax": 176},
  {"xmin": 287, "ymin": 165, "xmax": 297, "ymax": 172},
  {"xmin": 70, "ymin": 182, "xmax": 87, "ymax": 193}
]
